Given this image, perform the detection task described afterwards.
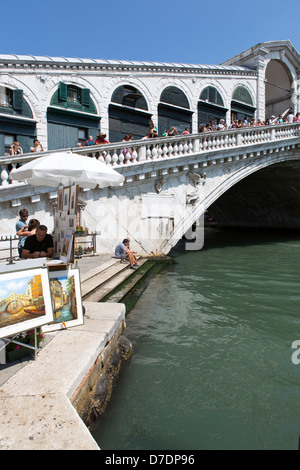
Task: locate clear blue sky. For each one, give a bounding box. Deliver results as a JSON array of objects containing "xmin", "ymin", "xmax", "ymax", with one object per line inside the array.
[{"xmin": 1, "ymin": 0, "xmax": 299, "ymax": 65}]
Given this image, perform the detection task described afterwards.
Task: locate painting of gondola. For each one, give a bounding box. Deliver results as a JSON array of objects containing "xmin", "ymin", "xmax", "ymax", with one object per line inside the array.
[
  {"xmin": 0, "ymin": 267, "xmax": 53, "ymax": 339},
  {"xmin": 43, "ymin": 267, "xmax": 83, "ymax": 332}
]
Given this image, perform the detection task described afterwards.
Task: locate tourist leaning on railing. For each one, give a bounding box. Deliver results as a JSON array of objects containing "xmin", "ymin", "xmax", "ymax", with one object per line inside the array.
[{"xmin": 198, "ymin": 114, "xmax": 299, "ymax": 133}]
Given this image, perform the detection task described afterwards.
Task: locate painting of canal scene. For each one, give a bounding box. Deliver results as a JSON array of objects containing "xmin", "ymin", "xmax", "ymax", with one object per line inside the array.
[
  {"xmin": 43, "ymin": 268, "xmax": 83, "ymax": 332},
  {"xmin": 0, "ymin": 267, "xmax": 53, "ymax": 339}
]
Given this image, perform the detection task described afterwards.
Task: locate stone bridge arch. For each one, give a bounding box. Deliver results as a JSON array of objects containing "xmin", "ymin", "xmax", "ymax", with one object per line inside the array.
[{"xmin": 161, "ymin": 148, "xmax": 300, "ymax": 253}]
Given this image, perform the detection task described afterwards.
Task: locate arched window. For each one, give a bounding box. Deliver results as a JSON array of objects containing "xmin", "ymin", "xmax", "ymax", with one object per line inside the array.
[
  {"xmin": 0, "ymin": 87, "xmax": 13, "ymax": 108},
  {"xmin": 50, "ymin": 82, "xmax": 97, "ymax": 114},
  {"xmin": 232, "ymin": 86, "xmax": 253, "ymax": 106},
  {"xmin": 0, "ymin": 86, "xmax": 35, "ymax": 155},
  {"xmin": 48, "ymin": 83, "xmax": 100, "ymax": 150},
  {"xmin": 109, "ymin": 85, "xmax": 150, "ymax": 142},
  {"xmin": 231, "ymin": 86, "xmax": 255, "ymax": 122},
  {"xmin": 200, "ymin": 86, "xmax": 224, "ymax": 107},
  {"xmin": 158, "ymin": 86, "xmax": 192, "ymax": 135},
  {"xmin": 160, "ymin": 86, "xmax": 190, "ymax": 109},
  {"xmin": 198, "ymin": 86, "xmax": 227, "ymax": 128},
  {"xmin": 0, "ymin": 86, "xmax": 32, "ymax": 117},
  {"xmin": 111, "ymin": 85, "xmax": 148, "ymax": 111}
]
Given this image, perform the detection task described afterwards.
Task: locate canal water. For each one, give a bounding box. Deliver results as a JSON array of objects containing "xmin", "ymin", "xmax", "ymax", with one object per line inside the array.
[{"xmin": 91, "ymin": 228, "xmax": 300, "ymax": 450}]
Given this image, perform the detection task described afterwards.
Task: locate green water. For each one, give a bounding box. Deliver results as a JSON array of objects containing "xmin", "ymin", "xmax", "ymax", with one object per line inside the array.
[{"xmin": 91, "ymin": 229, "xmax": 300, "ymax": 450}]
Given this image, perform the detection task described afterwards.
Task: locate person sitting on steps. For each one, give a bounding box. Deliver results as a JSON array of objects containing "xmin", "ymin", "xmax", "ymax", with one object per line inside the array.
[{"xmin": 114, "ymin": 238, "xmax": 139, "ymax": 269}]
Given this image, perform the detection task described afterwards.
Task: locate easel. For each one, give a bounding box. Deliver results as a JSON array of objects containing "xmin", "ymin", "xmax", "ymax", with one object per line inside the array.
[
  {"xmin": 0, "ymin": 328, "xmax": 39, "ymax": 364},
  {"xmin": 0, "ymin": 256, "xmax": 40, "ymax": 364}
]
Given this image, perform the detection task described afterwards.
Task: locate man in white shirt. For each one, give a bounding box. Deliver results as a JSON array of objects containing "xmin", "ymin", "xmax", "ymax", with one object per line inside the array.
[
  {"xmin": 287, "ymin": 110, "xmax": 294, "ymax": 123},
  {"xmin": 217, "ymin": 119, "xmax": 226, "ymax": 130},
  {"xmin": 269, "ymin": 115, "xmax": 276, "ymax": 125},
  {"xmin": 30, "ymin": 139, "xmax": 44, "ymax": 152}
]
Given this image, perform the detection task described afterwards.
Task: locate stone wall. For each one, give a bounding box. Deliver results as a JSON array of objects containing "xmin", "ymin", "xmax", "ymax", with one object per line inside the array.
[{"xmin": 71, "ymin": 324, "xmax": 132, "ymax": 429}]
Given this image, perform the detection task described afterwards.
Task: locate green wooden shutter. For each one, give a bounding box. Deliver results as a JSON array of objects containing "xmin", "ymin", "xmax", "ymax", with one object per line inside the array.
[
  {"xmin": 232, "ymin": 87, "xmax": 253, "ymax": 105},
  {"xmin": 59, "ymin": 82, "xmax": 67, "ymax": 101},
  {"xmin": 81, "ymin": 88, "xmax": 90, "ymax": 106},
  {"xmin": 13, "ymin": 89, "xmax": 23, "ymax": 111}
]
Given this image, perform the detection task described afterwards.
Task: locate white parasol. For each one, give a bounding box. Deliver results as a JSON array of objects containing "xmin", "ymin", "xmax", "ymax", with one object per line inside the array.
[{"xmin": 11, "ymin": 151, "xmax": 124, "ymax": 189}]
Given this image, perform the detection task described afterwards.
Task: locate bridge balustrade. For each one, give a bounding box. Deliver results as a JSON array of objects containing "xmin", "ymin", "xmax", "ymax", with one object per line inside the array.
[{"xmin": 0, "ymin": 123, "xmax": 299, "ymax": 187}]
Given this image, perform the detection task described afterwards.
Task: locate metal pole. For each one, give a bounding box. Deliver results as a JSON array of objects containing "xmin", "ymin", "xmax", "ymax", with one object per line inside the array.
[
  {"xmin": 34, "ymin": 328, "xmax": 37, "ymax": 360},
  {"xmin": 7, "ymin": 236, "xmax": 15, "ymax": 265}
]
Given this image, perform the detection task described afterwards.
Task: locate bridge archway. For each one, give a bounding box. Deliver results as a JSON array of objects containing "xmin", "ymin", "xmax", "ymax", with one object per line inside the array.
[
  {"xmin": 6, "ymin": 299, "xmax": 24, "ymax": 314},
  {"xmin": 208, "ymin": 159, "xmax": 300, "ymax": 229},
  {"xmin": 161, "ymin": 150, "xmax": 300, "ymax": 253},
  {"xmin": 265, "ymin": 59, "xmax": 293, "ymax": 119}
]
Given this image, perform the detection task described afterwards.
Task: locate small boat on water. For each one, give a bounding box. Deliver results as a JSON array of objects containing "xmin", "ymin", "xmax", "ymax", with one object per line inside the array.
[{"xmin": 24, "ymin": 305, "xmax": 45, "ymax": 315}]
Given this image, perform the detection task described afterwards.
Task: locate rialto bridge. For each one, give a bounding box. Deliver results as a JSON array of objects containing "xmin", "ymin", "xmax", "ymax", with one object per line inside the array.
[
  {"xmin": 0, "ymin": 122, "xmax": 300, "ymax": 256},
  {"xmin": 0, "ymin": 292, "xmax": 32, "ymax": 313}
]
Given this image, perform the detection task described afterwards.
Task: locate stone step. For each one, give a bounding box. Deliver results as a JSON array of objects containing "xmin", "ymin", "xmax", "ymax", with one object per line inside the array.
[
  {"xmin": 79, "ymin": 258, "xmax": 123, "ymax": 283},
  {"xmin": 102, "ymin": 260, "xmax": 157, "ymax": 304},
  {"xmin": 81, "ymin": 258, "xmax": 147, "ymax": 301}
]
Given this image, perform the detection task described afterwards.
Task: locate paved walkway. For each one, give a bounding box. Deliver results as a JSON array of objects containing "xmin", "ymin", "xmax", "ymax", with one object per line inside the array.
[
  {"xmin": 0, "ymin": 254, "xmax": 118, "ymax": 385},
  {"xmin": 0, "ymin": 254, "xmax": 130, "ymax": 449},
  {"xmin": 76, "ymin": 253, "xmax": 116, "ymax": 275}
]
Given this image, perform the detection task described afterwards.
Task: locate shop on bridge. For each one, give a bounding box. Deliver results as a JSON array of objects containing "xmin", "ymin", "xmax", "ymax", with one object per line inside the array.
[
  {"xmin": 198, "ymin": 86, "xmax": 228, "ymax": 128},
  {"xmin": 0, "ymin": 86, "xmax": 36, "ymax": 156},
  {"xmin": 109, "ymin": 85, "xmax": 152, "ymax": 142},
  {"xmin": 158, "ymin": 86, "xmax": 193, "ymax": 136},
  {"xmin": 47, "ymin": 83, "xmax": 100, "ymax": 150},
  {"xmin": 230, "ymin": 86, "xmax": 256, "ymax": 122}
]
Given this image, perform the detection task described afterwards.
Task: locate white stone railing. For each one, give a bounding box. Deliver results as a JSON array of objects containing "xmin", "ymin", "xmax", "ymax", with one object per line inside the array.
[{"xmin": 1, "ymin": 123, "xmax": 300, "ymax": 187}]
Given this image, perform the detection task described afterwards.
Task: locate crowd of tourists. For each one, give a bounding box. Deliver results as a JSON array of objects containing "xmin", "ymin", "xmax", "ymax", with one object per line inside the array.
[
  {"xmin": 199, "ymin": 110, "xmax": 300, "ymax": 133},
  {"xmin": 81, "ymin": 110, "xmax": 300, "ymax": 146},
  {"xmin": 6, "ymin": 110, "xmax": 300, "ymax": 159}
]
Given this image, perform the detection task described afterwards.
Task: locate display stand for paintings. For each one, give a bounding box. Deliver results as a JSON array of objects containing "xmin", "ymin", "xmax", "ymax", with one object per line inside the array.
[
  {"xmin": 0, "ymin": 261, "xmax": 54, "ymax": 364},
  {"xmin": 0, "ymin": 185, "xmax": 81, "ymax": 363},
  {"xmin": 54, "ymin": 184, "xmax": 78, "ymax": 263},
  {"xmin": 0, "ymin": 328, "xmax": 39, "ymax": 364}
]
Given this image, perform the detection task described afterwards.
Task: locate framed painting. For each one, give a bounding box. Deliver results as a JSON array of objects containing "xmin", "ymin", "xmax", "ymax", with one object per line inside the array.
[
  {"xmin": 43, "ymin": 268, "xmax": 83, "ymax": 332},
  {"xmin": 43, "ymin": 267, "xmax": 83, "ymax": 332},
  {"xmin": 0, "ymin": 266, "xmax": 53, "ymax": 340},
  {"xmin": 63, "ymin": 187, "xmax": 70, "ymax": 214},
  {"xmin": 60, "ymin": 229, "xmax": 74, "ymax": 263},
  {"xmin": 57, "ymin": 186, "xmax": 64, "ymax": 212},
  {"xmin": 69, "ymin": 184, "xmax": 78, "ymax": 216}
]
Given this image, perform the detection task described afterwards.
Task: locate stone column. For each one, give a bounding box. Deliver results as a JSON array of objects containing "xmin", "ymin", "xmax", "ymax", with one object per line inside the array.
[
  {"xmin": 256, "ymin": 56, "xmax": 267, "ymax": 122},
  {"xmin": 297, "ymin": 73, "xmax": 300, "ymax": 114}
]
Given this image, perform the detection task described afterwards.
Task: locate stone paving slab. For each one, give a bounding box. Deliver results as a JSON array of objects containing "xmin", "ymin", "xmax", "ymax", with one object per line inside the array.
[
  {"xmin": 0, "ymin": 302, "xmax": 126, "ymax": 450},
  {"xmin": 0, "ymin": 394, "xmax": 99, "ymax": 450},
  {"xmin": 81, "ymin": 263, "xmax": 128, "ymax": 297},
  {"xmin": 1, "ymin": 329, "xmax": 107, "ymax": 398},
  {"xmin": 78, "ymin": 256, "xmax": 120, "ymax": 283},
  {"xmin": 83, "ymin": 301, "xmax": 126, "ymax": 341},
  {"xmin": 0, "ymin": 255, "xmax": 131, "ymax": 450}
]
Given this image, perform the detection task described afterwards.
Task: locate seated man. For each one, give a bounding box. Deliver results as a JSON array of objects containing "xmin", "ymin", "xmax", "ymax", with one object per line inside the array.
[
  {"xmin": 22, "ymin": 225, "xmax": 54, "ymax": 259},
  {"xmin": 115, "ymin": 238, "xmax": 139, "ymax": 270}
]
